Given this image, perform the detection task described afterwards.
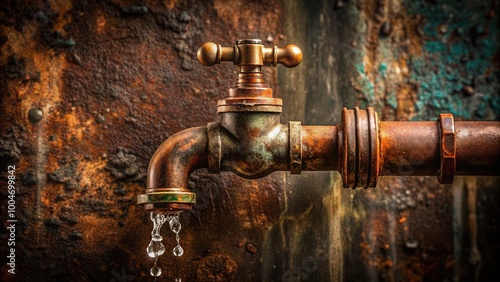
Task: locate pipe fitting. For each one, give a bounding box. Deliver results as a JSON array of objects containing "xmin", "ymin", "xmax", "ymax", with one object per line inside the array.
[
  {"xmin": 341, "ymin": 107, "xmax": 379, "ymax": 188},
  {"xmin": 437, "ymin": 113, "xmax": 456, "ymax": 184},
  {"xmin": 208, "ymin": 112, "xmax": 289, "ymax": 178},
  {"xmin": 137, "ymin": 126, "xmax": 208, "ymax": 212},
  {"xmin": 137, "ymin": 188, "xmax": 196, "ymax": 212},
  {"xmin": 289, "ymin": 121, "xmax": 302, "ymax": 174},
  {"xmin": 207, "ymin": 115, "xmax": 306, "ymax": 177}
]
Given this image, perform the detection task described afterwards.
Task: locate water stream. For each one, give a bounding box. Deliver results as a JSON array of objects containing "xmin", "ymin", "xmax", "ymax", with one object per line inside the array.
[{"xmin": 147, "ymin": 211, "xmax": 184, "ymax": 280}]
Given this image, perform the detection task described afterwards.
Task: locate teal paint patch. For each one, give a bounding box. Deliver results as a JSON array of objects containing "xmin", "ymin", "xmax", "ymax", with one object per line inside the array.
[
  {"xmin": 356, "ymin": 63, "xmax": 365, "ymax": 75},
  {"xmin": 355, "ymin": 63, "xmax": 376, "ymax": 108},
  {"xmin": 379, "ymin": 63, "xmax": 387, "ymax": 78},
  {"xmin": 424, "ymin": 41, "xmax": 447, "ymax": 53},
  {"xmin": 404, "ymin": 0, "xmax": 499, "ymax": 120},
  {"xmin": 386, "ymin": 89, "xmax": 398, "ymax": 109},
  {"xmin": 492, "ymin": 96, "xmax": 500, "ymax": 116}
]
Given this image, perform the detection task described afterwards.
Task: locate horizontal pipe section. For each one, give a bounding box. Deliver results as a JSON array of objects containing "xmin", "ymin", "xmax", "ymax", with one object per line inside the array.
[
  {"xmin": 143, "ymin": 106, "xmax": 499, "ymax": 208},
  {"xmin": 379, "ymin": 121, "xmax": 500, "ymax": 177},
  {"xmin": 379, "ymin": 121, "xmax": 440, "ymax": 176},
  {"xmin": 455, "ymin": 121, "xmax": 500, "ymax": 175},
  {"xmin": 301, "ymin": 125, "xmax": 339, "ymax": 171}
]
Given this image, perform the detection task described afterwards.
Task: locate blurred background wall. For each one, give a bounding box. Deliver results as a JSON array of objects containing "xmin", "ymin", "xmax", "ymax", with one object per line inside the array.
[{"xmin": 1, "ymin": 0, "xmax": 499, "ymax": 281}]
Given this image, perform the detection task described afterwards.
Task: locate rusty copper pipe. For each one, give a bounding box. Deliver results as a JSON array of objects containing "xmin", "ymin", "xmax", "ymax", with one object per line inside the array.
[
  {"xmin": 211, "ymin": 112, "xmax": 289, "ymax": 178},
  {"xmin": 140, "ymin": 126, "xmax": 208, "ymax": 211},
  {"xmin": 138, "ymin": 39, "xmax": 500, "ymax": 211},
  {"xmin": 147, "ymin": 126, "xmax": 208, "ymax": 191},
  {"xmin": 380, "ymin": 121, "xmax": 500, "ymax": 177},
  {"xmin": 380, "ymin": 122, "xmax": 440, "ymax": 176},
  {"xmin": 301, "ymin": 126, "xmax": 339, "ymax": 171},
  {"xmin": 340, "ymin": 108, "xmax": 500, "ymax": 188},
  {"xmin": 455, "ymin": 122, "xmax": 500, "ymax": 175},
  {"xmin": 140, "ymin": 110, "xmax": 500, "ymax": 210}
]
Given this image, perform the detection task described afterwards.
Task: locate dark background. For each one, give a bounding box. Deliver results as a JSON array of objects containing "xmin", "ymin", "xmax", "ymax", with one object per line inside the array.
[{"xmin": 1, "ymin": 0, "xmax": 499, "ymax": 281}]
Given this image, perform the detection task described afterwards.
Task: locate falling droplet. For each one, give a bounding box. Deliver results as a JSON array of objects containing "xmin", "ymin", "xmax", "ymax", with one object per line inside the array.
[
  {"xmin": 169, "ymin": 217, "xmax": 181, "ymax": 233},
  {"xmin": 168, "ymin": 213, "xmax": 184, "ymax": 257},
  {"xmin": 148, "ymin": 212, "xmax": 169, "ymax": 277},
  {"xmin": 150, "ymin": 265, "xmax": 162, "ymax": 277},
  {"xmin": 147, "ymin": 238, "xmax": 166, "ymax": 258},
  {"xmin": 147, "ymin": 212, "xmax": 168, "ymax": 258},
  {"xmin": 146, "ymin": 211, "xmax": 184, "ymax": 278},
  {"xmin": 173, "ymin": 245, "xmax": 184, "ymax": 256}
]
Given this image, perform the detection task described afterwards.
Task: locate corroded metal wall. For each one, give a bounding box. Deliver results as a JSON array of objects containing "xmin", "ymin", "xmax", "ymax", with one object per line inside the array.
[{"xmin": 0, "ymin": 0, "xmax": 499, "ymax": 281}]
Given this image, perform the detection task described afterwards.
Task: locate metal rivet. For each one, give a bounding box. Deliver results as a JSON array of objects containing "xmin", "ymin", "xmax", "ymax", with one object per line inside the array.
[
  {"xmin": 380, "ymin": 21, "xmax": 392, "ymax": 37},
  {"xmin": 462, "ymin": 85, "xmax": 474, "ymax": 96},
  {"xmin": 28, "ymin": 107, "xmax": 43, "ymax": 123}
]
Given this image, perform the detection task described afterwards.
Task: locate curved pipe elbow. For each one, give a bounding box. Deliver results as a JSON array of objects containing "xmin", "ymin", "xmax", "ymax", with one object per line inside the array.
[{"xmin": 147, "ymin": 126, "xmax": 208, "ymax": 193}]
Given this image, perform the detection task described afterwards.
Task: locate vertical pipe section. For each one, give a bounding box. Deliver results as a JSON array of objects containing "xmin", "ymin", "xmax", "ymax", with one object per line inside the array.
[{"xmin": 146, "ymin": 126, "xmax": 209, "ymax": 192}]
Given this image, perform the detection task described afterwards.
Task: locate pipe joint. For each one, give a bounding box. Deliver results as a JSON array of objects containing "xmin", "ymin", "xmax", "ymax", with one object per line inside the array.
[
  {"xmin": 137, "ymin": 126, "xmax": 208, "ymax": 212},
  {"xmin": 437, "ymin": 113, "xmax": 456, "ymax": 184},
  {"xmin": 341, "ymin": 107, "xmax": 380, "ymax": 189},
  {"xmin": 209, "ymin": 112, "xmax": 289, "ymax": 178},
  {"xmin": 289, "ymin": 121, "xmax": 302, "ymax": 174}
]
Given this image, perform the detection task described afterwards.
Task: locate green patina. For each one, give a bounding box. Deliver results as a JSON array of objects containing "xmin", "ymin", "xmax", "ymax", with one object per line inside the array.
[
  {"xmin": 353, "ymin": 0, "xmax": 499, "ymax": 120},
  {"xmin": 355, "ymin": 63, "xmax": 376, "ymax": 109},
  {"xmin": 378, "ymin": 63, "xmax": 387, "ymax": 78},
  {"xmin": 148, "ymin": 193, "xmax": 196, "ymax": 203},
  {"xmin": 404, "ymin": 0, "xmax": 499, "ymax": 120}
]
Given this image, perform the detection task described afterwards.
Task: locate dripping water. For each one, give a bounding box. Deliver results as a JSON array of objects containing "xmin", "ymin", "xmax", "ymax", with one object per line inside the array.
[
  {"xmin": 169, "ymin": 215, "xmax": 184, "ymax": 256},
  {"xmin": 147, "ymin": 211, "xmax": 184, "ymax": 280}
]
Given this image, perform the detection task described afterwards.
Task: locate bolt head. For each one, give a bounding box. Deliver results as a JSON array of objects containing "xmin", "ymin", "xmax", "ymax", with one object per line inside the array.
[{"xmin": 28, "ymin": 107, "xmax": 44, "ymax": 123}]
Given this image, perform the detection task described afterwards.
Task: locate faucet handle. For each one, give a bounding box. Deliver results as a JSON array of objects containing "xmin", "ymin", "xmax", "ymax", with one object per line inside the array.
[{"xmin": 197, "ymin": 39, "xmax": 302, "ymax": 68}]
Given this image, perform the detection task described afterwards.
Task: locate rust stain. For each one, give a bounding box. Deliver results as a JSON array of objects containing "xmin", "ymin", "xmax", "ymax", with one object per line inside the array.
[
  {"xmin": 163, "ymin": 0, "xmax": 181, "ymax": 10},
  {"xmin": 50, "ymin": 0, "xmax": 74, "ymax": 32},
  {"xmin": 96, "ymin": 14, "xmax": 106, "ymax": 33},
  {"xmin": 3, "ymin": 26, "xmax": 68, "ymax": 113}
]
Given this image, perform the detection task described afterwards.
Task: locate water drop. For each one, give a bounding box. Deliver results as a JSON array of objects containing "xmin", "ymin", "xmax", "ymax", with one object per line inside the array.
[
  {"xmin": 146, "ymin": 211, "xmax": 184, "ymax": 278},
  {"xmin": 173, "ymin": 245, "xmax": 184, "ymax": 256},
  {"xmin": 175, "ymin": 278, "xmax": 182, "ymax": 282},
  {"xmin": 169, "ymin": 217, "xmax": 181, "ymax": 233},
  {"xmin": 147, "ymin": 239, "xmax": 166, "ymax": 258},
  {"xmin": 150, "ymin": 266, "xmax": 162, "ymax": 277}
]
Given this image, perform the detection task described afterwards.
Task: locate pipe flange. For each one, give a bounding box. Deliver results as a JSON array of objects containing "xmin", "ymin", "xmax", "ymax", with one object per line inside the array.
[
  {"xmin": 217, "ymin": 97, "xmax": 282, "ymax": 113},
  {"xmin": 137, "ymin": 189, "xmax": 196, "ymax": 211},
  {"xmin": 437, "ymin": 113, "xmax": 456, "ymax": 184},
  {"xmin": 341, "ymin": 107, "xmax": 379, "ymax": 188},
  {"xmin": 367, "ymin": 107, "xmax": 379, "ymax": 187},
  {"xmin": 289, "ymin": 121, "xmax": 302, "ymax": 174}
]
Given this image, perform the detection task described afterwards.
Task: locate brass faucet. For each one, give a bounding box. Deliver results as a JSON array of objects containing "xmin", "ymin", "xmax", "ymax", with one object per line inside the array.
[{"xmin": 137, "ymin": 39, "xmax": 500, "ymax": 212}]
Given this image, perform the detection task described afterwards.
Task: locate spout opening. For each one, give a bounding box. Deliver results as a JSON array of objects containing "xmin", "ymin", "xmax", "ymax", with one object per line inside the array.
[{"xmin": 137, "ymin": 189, "xmax": 196, "ymax": 212}]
